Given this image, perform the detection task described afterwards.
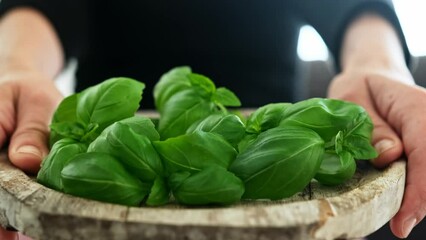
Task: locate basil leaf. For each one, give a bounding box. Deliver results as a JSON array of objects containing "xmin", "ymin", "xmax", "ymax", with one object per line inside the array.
[
  {"xmin": 314, "ymin": 151, "xmax": 356, "ymax": 186},
  {"xmin": 230, "ymin": 126, "xmax": 324, "ymax": 200},
  {"xmin": 146, "ymin": 177, "xmax": 170, "ymax": 206},
  {"xmin": 171, "ymin": 166, "xmax": 244, "ymax": 205},
  {"xmin": 212, "ymin": 87, "xmax": 241, "ymax": 107},
  {"xmin": 237, "ymin": 133, "xmax": 258, "ymax": 153},
  {"xmin": 49, "ymin": 94, "xmax": 80, "ymax": 146},
  {"xmin": 246, "ymin": 103, "xmax": 291, "ymax": 134},
  {"xmin": 157, "ymin": 88, "xmax": 216, "ymax": 139},
  {"xmin": 61, "ymin": 152, "xmax": 150, "ymax": 206},
  {"xmin": 186, "ymin": 113, "xmax": 246, "ymax": 147},
  {"xmin": 76, "ymin": 77, "xmax": 145, "ymax": 137},
  {"xmin": 37, "ymin": 138, "xmax": 87, "ymax": 191},
  {"xmin": 153, "ymin": 131, "xmax": 238, "ymax": 174},
  {"xmin": 88, "ymin": 122, "xmax": 164, "ymax": 182},
  {"xmin": 188, "ymin": 73, "xmax": 216, "ymax": 97},
  {"xmin": 153, "ymin": 66, "xmax": 192, "ymax": 112},
  {"xmin": 116, "ymin": 116, "xmax": 160, "ymax": 141},
  {"xmin": 280, "ymin": 98, "xmax": 366, "ymax": 142}
]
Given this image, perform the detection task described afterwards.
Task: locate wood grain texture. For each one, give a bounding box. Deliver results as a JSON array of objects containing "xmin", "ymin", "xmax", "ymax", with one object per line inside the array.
[{"xmin": 0, "ymin": 152, "xmax": 405, "ymax": 240}]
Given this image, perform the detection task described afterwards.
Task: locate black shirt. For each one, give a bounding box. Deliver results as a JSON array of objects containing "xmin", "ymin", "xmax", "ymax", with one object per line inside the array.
[{"xmin": 0, "ymin": 0, "xmax": 409, "ymax": 108}]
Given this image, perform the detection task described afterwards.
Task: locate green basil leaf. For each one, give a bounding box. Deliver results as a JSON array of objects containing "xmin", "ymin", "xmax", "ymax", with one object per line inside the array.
[
  {"xmin": 153, "ymin": 131, "xmax": 238, "ymax": 174},
  {"xmin": 37, "ymin": 138, "xmax": 87, "ymax": 191},
  {"xmin": 146, "ymin": 177, "xmax": 170, "ymax": 206},
  {"xmin": 230, "ymin": 126, "xmax": 324, "ymax": 200},
  {"xmin": 188, "ymin": 73, "xmax": 216, "ymax": 96},
  {"xmin": 153, "ymin": 66, "xmax": 192, "ymax": 113},
  {"xmin": 212, "ymin": 87, "xmax": 241, "ymax": 107},
  {"xmin": 186, "ymin": 113, "xmax": 245, "ymax": 147},
  {"xmin": 314, "ymin": 151, "xmax": 356, "ymax": 186},
  {"xmin": 49, "ymin": 122, "xmax": 86, "ymax": 145},
  {"xmin": 116, "ymin": 116, "xmax": 160, "ymax": 141},
  {"xmin": 76, "ymin": 77, "xmax": 145, "ymax": 136},
  {"xmin": 171, "ymin": 166, "xmax": 244, "ymax": 205},
  {"xmin": 246, "ymin": 103, "xmax": 292, "ymax": 134},
  {"xmin": 61, "ymin": 152, "xmax": 150, "ymax": 206},
  {"xmin": 157, "ymin": 88, "xmax": 216, "ymax": 139},
  {"xmin": 88, "ymin": 122, "xmax": 164, "ymax": 182},
  {"xmin": 237, "ymin": 133, "xmax": 258, "ymax": 153},
  {"xmin": 280, "ymin": 98, "xmax": 366, "ymax": 142}
]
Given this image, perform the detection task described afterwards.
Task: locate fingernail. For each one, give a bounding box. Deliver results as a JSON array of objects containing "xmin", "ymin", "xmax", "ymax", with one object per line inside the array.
[
  {"xmin": 402, "ymin": 218, "xmax": 417, "ymax": 238},
  {"xmin": 374, "ymin": 139, "xmax": 394, "ymax": 154},
  {"xmin": 16, "ymin": 145, "xmax": 42, "ymax": 158},
  {"xmin": 18, "ymin": 233, "xmax": 33, "ymax": 240}
]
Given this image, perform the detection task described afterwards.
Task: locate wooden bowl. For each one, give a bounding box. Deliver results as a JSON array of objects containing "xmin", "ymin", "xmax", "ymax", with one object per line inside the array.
[{"xmin": 0, "ymin": 152, "xmax": 405, "ymax": 240}]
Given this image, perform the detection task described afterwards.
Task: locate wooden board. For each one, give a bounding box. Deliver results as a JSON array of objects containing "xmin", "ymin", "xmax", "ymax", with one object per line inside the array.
[{"xmin": 0, "ymin": 152, "xmax": 405, "ymax": 240}]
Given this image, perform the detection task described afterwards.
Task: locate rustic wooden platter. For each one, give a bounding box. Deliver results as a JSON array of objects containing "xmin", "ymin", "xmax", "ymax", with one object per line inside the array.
[{"xmin": 0, "ymin": 152, "xmax": 405, "ymax": 240}]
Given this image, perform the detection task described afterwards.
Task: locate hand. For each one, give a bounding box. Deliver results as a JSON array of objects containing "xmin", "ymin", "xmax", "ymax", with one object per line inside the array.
[
  {"xmin": 328, "ymin": 68, "xmax": 425, "ymax": 238},
  {"xmin": 0, "ymin": 67, "xmax": 63, "ymax": 173},
  {"xmin": 0, "ymin": 226, "xmax": 32, "ymax": 240}
]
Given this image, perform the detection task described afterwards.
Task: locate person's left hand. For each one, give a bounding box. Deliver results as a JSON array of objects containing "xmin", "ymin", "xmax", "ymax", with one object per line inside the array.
[{"xmin": 328, "ymin": 67, "xmax": 426, "ymax": 238}]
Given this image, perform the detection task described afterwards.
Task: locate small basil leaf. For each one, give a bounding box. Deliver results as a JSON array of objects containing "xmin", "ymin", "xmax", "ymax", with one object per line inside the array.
[
  {"xmin": 61, "ymin": 152, "xmax": 150, "ymax": 206},
  {"xmin": 246, "ymin": 103, "xmax": 291, "ymax": 134},
  {"xmin": 212, "ymin": 87, "xmax": 241, "ymax": 107},
  {"xmin": 153, "ymin": 131, "xmax": 238, "ymax": 174},
  {"xmin": 49, "ymin": 94, "xmax": 79, "ymax": 146},
  {"xmin": 237, "ymin": 133, "xmax": 258, "ymax": 153},
  {"xmin": 49, "ymin": 122, "xmax": 86, "ymax": 144},
  {"xmin": 157, "ymin": 88, "xmax": 216, "ymax": 139},
  {"xmin": 117, "ymin": 116, "xmax": 160, "ymax": 141},
  {"xmin": 172, "ymin": 166, "xmax": 244, "ymax": 205},
  {"xmin": 153, "ymin": 66, "xmax": 192, "ymax": 113},
  {"xmin": 37, "ymin": 138, "xmax": 87, "ymax": 191},
  {"xmin": 230, "ymin": 126, "xmax": 324, "ymax": 200},
  {"xmin": 186, "ymin": 113, "xmax": 245, "ymax": 147},
  {"xmin": 146, "ymin": 177, "xmax": 170, "ymax": 206},
  {"xmin": 188, "ymin": 73, "xmax": 216, "ymax": 96},
  {"xmin": 88, "ymin": 122, "xmax": 164, "ymax": 182},
  {"xmin": 314, "ymin": 151, "xmax": 356, "ymax": 186}
]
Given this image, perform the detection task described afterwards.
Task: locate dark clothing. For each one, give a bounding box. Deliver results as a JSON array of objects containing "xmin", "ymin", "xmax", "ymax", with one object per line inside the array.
[{"xmin": 0, "ymin": 0, "xmax": 409, "ymax": 108}]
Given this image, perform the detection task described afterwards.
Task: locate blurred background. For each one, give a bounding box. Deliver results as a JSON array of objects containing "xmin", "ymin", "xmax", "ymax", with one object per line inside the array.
[{"xmin": 52, "ymin": 0, "xmax": 425, "ymax": 239}]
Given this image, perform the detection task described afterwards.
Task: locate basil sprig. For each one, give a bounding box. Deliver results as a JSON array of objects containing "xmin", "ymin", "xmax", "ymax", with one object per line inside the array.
[{"xmin": 37, "ymin": 66, "xmax": 378, "ymax": 207}]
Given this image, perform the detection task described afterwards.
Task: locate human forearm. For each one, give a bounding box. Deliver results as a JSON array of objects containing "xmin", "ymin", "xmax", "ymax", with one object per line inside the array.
[
  {"xmin": 0, "ymin": 7, "xmax": 63, "ymax": 77},
  {"xmin": 340, "ymin": 13, "xmax": 411, "ymax": 82}
]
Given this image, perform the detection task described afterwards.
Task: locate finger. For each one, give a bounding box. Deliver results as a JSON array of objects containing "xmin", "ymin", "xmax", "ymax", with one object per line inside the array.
[
  {"xmin": 8, "ymin": 83, "xmax": 62, "ymax": 173},
  {"xmin": 0, "ymin": 85, "xmax": 16, "ymax": 148},
  {"xmin": 0, "ymin": 226, "xmax": 18, "ymax": 240},
  {"xmin": 368, "ymin": 76, "xmax": 426, "ymax": 238}
]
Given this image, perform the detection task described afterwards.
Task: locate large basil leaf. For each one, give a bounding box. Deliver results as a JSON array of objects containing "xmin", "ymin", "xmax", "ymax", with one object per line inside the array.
[
  {"xmin": 280, "ymin": 98, "xmax": 366, "ymax": 142},
  {"xmin": 157, "ymin": 88, "xmax": 216, "ymax": 139},
  {"xmin": 76, "ymin": 77, "xmax": 144, "ymax": 139},
  {"xmin": 61, "ymin": 152, "xmax": 150, "ymax": 206},
  {"xmin": 88, "ymin": 122, "xmax": 164, "ymax": 182},
  {"xmin": 230, "ymin": 126, "xmax": 324, "ymax": 200},
  {"xmin": 170, "ymin": 166, "xmax": 244, "ymax": 205},
  {"xmin": 153, "ymin": 131, "xmax": 238, "ymax": 174},
  {"xmin": 186, "ymin": 113, "xmax": 245, "ymax": 147},
  {"xmin": 37, "ymin": 138, "xmax": 87, "ymax": 191},
  {"xmin": 212, "ymin": 87, "xmax": 241, "ymax": 107}
]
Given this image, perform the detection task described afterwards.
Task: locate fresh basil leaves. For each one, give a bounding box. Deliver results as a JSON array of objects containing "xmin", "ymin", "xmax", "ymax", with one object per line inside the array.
[{"xmin": 37, "ymin": 66, "xmax": 377, "ymax": 207}]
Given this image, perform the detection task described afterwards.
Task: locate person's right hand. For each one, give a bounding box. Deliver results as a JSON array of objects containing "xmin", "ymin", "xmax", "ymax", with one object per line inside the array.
[
  {"xmin": 0, "ymin": 66, "xmax": 63, "ymax": 239},
  {"xmin": 0, "ymin": 67, "xmax": 63, "ymax": 173}
]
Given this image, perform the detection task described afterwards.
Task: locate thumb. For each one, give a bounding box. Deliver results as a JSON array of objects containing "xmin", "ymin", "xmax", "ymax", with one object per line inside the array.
[{"xmin": 8, "ymin": 83, "xmax": 62, "ymax": 174}]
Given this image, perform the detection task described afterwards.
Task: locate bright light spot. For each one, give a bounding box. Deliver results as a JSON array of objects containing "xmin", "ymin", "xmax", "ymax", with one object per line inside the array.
[
  {"xmin": 393, "ymin": 0, "xmax": 426, "ymax": 56},
  {"xmin": 297, "ymin": 25, "xmax": 329, "ymax": 61}
]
